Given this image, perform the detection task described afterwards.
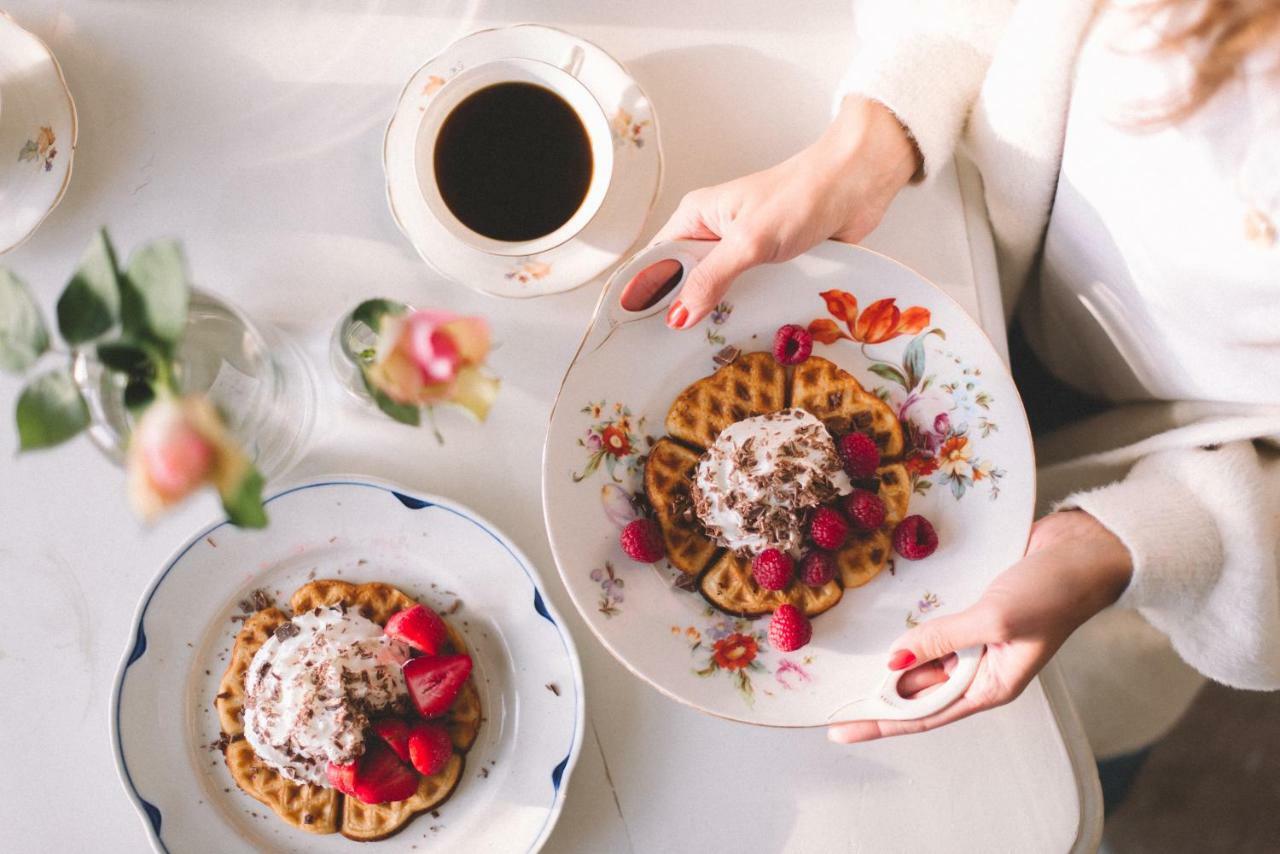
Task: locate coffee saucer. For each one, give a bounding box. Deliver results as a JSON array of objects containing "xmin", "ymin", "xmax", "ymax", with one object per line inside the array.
[
  {"xmin": 383, "ymin": 24, "xmax": 663, "ymax": 299},
  {"xmin": 0, "ymin": 12, "xmax": 77, "ymax": 254}
]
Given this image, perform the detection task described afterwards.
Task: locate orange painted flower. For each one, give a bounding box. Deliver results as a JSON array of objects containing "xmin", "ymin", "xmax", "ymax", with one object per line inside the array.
[
  {"xmin": 937, "ymin": 435, "xmax": 973, "ymax": 479},
  {"xmin": 712, "ymin": 633, "xmax": 758, "ymax": 671},
  {"xmin": 601, "ymin": 425, "xmax": 631, "ymax": 457},
  {"xmin": 808, "ymin": 289, "xmax": 930, "ymax": 346}
]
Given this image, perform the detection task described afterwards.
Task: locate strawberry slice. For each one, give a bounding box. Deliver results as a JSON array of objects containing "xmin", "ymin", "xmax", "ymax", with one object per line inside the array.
[
  {"xmin": 385, "ymin": 604, "xmax": 450, "ymax": 655},
  {"xmin": 372, "ymin": 718, "xmax": 412, "ymax": 762},
  {"xmin": 326, "ymin": 760, "xmax": 358, "ymax": 796},
  {"xmin": 403, "ymin": 653, "xmax": 473, "ymax": 718},
  {"xmin": 406, "ymin": 721, "xmax": 453, "ymax": 777},
  {"xmin": 349, "ymin": 740, "xmax": 419, "ymax": 805}
]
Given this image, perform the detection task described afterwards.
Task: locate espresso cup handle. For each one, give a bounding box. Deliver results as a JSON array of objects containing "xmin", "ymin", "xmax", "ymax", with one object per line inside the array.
[{"xmin": 561, "ymin": 45, "xmax": 585, "ymax": 78}]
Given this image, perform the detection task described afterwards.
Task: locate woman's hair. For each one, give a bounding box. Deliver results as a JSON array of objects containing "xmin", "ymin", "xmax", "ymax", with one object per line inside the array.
[{"xmin": 1138, "ymin": 0, "xmax": 1280, "ymax": 124}]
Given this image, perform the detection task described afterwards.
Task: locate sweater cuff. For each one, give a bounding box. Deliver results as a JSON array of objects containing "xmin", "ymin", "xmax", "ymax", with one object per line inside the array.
[
  {"xmin": 835, "ymin": 35, "xmax": 990, "ymax": 184},
  {"xmin": 1054, "ymin": 465, "xmax": 1223, "ymax": 614}
]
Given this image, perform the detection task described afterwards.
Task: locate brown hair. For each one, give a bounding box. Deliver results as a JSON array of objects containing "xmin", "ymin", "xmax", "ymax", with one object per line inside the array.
[{"xmin": 1135, "ymin": 0, "xmax": 1280, "ymax": 125}]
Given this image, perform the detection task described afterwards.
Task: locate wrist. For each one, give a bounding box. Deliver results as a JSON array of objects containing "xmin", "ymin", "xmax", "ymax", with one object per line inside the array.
[
  {"xmin": 820, "ymin": 96, "xmax": 920, "ymax": 190},
  {"xmin": 1036, "ymin": 510, "xmax": 1134, "ymax": 610}
]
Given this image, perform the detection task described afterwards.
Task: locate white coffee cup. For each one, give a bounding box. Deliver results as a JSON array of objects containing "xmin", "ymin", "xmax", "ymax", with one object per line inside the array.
[{"xmin": 413, "ymin": 54, "xmax": 614, "ymax": 257}]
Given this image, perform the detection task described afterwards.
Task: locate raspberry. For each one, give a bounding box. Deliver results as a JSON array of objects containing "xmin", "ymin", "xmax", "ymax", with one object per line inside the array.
[
  {"xmin": 839, "ymin": 432, "xmax": 880, "ymax": 479},
  {"xmin": 799, "ymin": 551, "xmax": 836, "ymax": 586},
  {"xmin": 751, "ymin": 548, "xmax": 794, "ymax": 590},
  {"xmin": 619, "ymin": 519, "xmax": 665, "ymax": 563},
  {"xmin": 809, "ymin": 506, "xmax": 849, "ymax": 551},
  {"xmin": 768, "ymin": 604, "xmax": 812, "ymax": 652},
  {"xmin": 772, "ymin": 324, "xmax": 813, "ymax": 366},
  {"xmin": 893, "ymin": 514, "xmax": 939, "ymax": 560},
  {"xmin": 845, "ymin": 489, "xmax": 886, "ymax": 531}
]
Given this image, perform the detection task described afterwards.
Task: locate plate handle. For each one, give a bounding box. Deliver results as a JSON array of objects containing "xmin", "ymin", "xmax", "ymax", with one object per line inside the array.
[
  {"xmin": 825, "ymin": 644, "xmax": 985, "ymax": 723},
  {"xmin": 602, "ymin": 239, "xmax": 716, "ymax": 330}
]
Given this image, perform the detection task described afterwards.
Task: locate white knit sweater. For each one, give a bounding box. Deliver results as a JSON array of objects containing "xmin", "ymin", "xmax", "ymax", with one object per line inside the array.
[{"xmin": 840, "ymin": 0, "xmax": 1280, "ymax": 756}]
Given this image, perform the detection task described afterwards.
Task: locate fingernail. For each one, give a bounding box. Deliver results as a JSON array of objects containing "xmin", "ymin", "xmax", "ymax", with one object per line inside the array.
[
  {"xmin": 666, "ymin": 300, "xmax": 688, "ymax": 329},
  {"xmin": 888, "ymin": 650, "xmax": 916, "ymax": 671}
]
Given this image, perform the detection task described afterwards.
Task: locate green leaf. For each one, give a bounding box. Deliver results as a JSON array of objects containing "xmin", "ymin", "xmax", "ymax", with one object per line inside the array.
[
  {"xmin": 360, "ymin": 369, "xmax": 420, "ymax": 426},
  {"xmin": 867, "ymin": 362, "xmax": 910, "ymax": 389},
  {"xmin": 57, "ymin": 230, "xmax": 121, "ymax": 345},
  {"xmin": 122, "ymin": 239, "xmax": 190, "ymax": 345},
  {"xmin": 351, "ymin": 298, "xmax": 407, "ymax": 332},
  {"xmin": 902, "ymin": 328, "xmax": 945, "ymax": 391},
  {"xmin": 15, "ymin": 369, "xmax": 89, "ymax": 451},
  {"xmin": 0, "ymin": 269, "xmax": 49, "ymax": 373},
  {"xmin": 95, "ymin": 340, "xmax": 152, "ymax": 375},
  {"xmin": 221, "ymin": 465, "xmax": 268, "ymax": 528},
  {"xmin": 123, "ymin": 377, "xmax": 155, "ymax": 412}
]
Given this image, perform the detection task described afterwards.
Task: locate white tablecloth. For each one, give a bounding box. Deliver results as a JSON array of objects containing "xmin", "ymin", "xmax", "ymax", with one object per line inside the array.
[{"xmin": 0, "ymin": 2, "xmax": 1099, "ymax": 851}]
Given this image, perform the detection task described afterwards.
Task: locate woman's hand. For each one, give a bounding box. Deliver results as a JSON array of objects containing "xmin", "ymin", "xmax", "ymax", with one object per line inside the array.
[
  {"xmin": 654, "ymin": 96, "xmax": 920, "ymax": 330},
  {"xmin": 828, "ymin": 510, "xmax": 1134, "ymax": 744}
]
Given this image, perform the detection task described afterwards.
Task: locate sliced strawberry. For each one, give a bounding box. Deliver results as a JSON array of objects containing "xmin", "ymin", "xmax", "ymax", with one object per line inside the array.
[
  {"xmin": 326, "ymin": 760, "xmax": 358, "ymax": 796},
  {"xmin": 372, "ymin": 717, "xmax": 412, "ymax": 762},
  {"xmin": 406, "ymin": 721, "xmax": 453, "ymax": 777},
  {"xmin": 349, "ymin": 740, "xmax": 419, "ymax": 805},
  {"xmin": 403, "ymin": 653, "xmax": 472, "ymax": 718},
  {"xmin": 385, "ymin": 604, "xmax": 450, "ymax": 655}
]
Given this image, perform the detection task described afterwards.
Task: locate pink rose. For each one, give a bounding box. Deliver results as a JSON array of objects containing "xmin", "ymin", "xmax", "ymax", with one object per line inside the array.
[
  {"xmin": 126, "ymin": 396, "xmax": 250, "ymax": 520},
  {"xmin": 366, "ymin": 309, "xmax": 500, "ymax": 421}
]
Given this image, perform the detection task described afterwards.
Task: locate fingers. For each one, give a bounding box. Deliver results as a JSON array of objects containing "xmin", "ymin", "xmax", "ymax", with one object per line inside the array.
[
  {"xmin": 666, "ymin": 237, "xmax": 762, "ymax": 329},
  {"xmin": 827, "ymin": 692, "xmax": 987, "ymax": 744},
  {"xmin": 650, "ymin": 190, "xmax": 720, "ymax": 246},
  {"xmin": 886, "ymin": 605, "xmax": 995, "ymax": 668},
  {"xmin": 895, "ymin": 656, "xmax": 953, "ymax": 697}
]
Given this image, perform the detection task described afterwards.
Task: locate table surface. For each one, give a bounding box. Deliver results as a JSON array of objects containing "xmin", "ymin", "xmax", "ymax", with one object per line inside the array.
[{"xmin": 0, "ymin": 2, "xmax": 1100, "ymax": 851}]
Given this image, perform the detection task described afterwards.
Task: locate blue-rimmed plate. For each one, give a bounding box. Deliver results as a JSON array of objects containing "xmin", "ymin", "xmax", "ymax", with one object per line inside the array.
[{"xmin": 112, "ymin": 478, "xmax": 583, "ymax": 853}]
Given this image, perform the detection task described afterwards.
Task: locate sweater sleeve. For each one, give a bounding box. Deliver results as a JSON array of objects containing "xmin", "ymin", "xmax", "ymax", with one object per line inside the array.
[
  {"xmin": 837, "ymin": 0, "xmax": 1015, "ymax": 182},
  {"xmin": 1056, "ymin": 440, "xmax": 1280, "ymax": 691}
]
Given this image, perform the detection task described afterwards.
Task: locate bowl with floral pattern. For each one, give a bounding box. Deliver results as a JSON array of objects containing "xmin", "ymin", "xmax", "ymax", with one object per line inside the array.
[{"xmin": 541, "ymin": 240, "xmax": 1034, "ymax": 726}]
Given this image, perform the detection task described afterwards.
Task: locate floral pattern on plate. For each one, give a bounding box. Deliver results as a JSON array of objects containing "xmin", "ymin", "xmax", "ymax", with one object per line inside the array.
[
  {"xmin": 18, "ymin": 126, "xmax": 57, "ymax": 172},
  {"xmin": 704, "ymin": 301, "xmax": 733, "ymax": 346},
  {"xmin": 905, "ymin": 591, "xmax": 943, "ymax": 628},
  {"xmin": 673, "ymin": 608, "xmax": 818, "ymax": 706},
  {"xmin": 590, "ymin": 561, "xmax": 625, "ymax": 617},
  {"xmin": 810, "ymin": 289, "xmax": 1006, "ymax": 500},
  {"xmin": 572, "ymin": 401, "xmax": 650, "ymax": 482},
  {"xmin": 611, "ymin": 107, "xmax": 650, "ymax": 148}
]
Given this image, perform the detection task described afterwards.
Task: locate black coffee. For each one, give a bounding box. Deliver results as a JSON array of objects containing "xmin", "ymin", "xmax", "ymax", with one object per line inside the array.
[{"xmin": 434, "ymin": 82, "xmax": 594, "ymax": 242}]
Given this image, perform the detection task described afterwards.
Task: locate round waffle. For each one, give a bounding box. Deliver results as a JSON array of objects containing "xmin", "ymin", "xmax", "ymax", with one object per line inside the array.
[
  {"xmin": 646, "ymin": 353, "xmax": 908, "ymax": 619},
  {"xmin": 214, "ymin": 580, "xmax": 480, "ymax": 840}
]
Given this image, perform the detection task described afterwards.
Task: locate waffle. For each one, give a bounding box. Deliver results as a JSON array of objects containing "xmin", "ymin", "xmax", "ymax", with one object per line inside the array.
[
  {"xmin": 651, "ymin": 348, "xmax": 912, "ymax": 623},
  {"xmin": 790, "ymin": 355, "xmax": 904, "ymax": 458},
  {"xmin": 877, "ymin": 463, "xmax": 911, "ymax": 526},
  {"xmin": 216, "ymin": 580, "xmax": 480, "ymax": 840},
  {"xmin": 664, "ymin": 351, "xmax": 787, "ymax": 449},
  {"xmin": 699, "ymin": 552, "xmax": 843, "ymax": 619},
  {"xmin": 835, "ymin": 529, "xmax": 893, "ymax": 589},
  {"xmin": 643, "ymin": 438, "xmax": 719, "ymax": 575}
]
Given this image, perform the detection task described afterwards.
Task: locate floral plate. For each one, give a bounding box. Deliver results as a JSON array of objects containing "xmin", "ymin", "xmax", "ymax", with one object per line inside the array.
[
  {"xmin": 542, "ymin": 240, "xmax": 1034, "ymax": 726},
  {"xmin": 383, "ymin": 24, "xmax": 663, "ymax": 298},
  {"xmin": 112, "ymin": 478, "xmax": 583, "ymax": 852},
  {"xmin": 0, "ymin": 12, "xmax": 77, "ymax": 253}
]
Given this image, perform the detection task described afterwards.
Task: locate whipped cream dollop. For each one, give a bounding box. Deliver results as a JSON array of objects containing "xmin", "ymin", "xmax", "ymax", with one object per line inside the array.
[
  {"xmin": 692, "ymin": 408, "xmax": 852, "ymax": 555},
  {"xmin": 242, "ymin": 606, "xmax": 412, "ymax": 785}
]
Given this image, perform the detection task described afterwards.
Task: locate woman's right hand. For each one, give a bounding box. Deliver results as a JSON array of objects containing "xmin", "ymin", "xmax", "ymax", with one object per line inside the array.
[{"xmin": 653, "ymin": 95, "xmax": 921, "ymax": 330}]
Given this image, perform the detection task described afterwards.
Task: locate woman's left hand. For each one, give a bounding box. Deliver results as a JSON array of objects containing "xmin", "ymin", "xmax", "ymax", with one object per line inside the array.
[{"xmin": 828, "ymin": 510, "xmax": 1134, "ymax": 744}]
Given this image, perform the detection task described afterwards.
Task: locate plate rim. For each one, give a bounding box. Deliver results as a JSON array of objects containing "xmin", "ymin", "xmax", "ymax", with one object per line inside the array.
[
  {"xmin": 110, "ymin": 475, "xmax": 586, "ymax": 853},
  {"xmin": 540, "ymin": 239, "xmax": 1036, "ymax": 727}
]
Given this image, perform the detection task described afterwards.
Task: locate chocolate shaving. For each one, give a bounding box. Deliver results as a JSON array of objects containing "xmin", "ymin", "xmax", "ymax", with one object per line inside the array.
[
  {"xmin": 713, "ymin": 345, "xmax": 741, "ymax": 366},
  {"xmin": 238, "ymin": 588, "xmax": 274, "ymax": 614},
  {"xmin": 545, "ymin": 682, "xmax": 561, "ymax": 696},
  {"xmin": 274, "ymin": 622, "xmax": 301, "ymax": 641}
]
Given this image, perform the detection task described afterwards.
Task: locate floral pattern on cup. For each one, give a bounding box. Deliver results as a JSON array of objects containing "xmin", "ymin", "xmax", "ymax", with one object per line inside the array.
[
  {"xmin": 673, "ymin": 607, "xmax": 816, "ymax": 706},
  {"xmin": 505, "ymin": 259, "xmax": 553, "ymax": 285},
  {"xmin": 572, "ymin": 401, "xmax": 650, "ymax": 482},
  {"xmin": 611, "ymin": 107, "xmax": 650, "ymax": 148},
  {"xmin": 590, "ymin": 561, "xmax": 625, "ymax": 617},
  {"xmin": 705, "ymin": 300, "xmax": 733, "ymax": 346},
  {"xmin": 18, "ymin": 126, "xmax": 57, "ymax": 172},
  {"xmin": 905, "ymin": 591, "xmax": 942, "ymax": 628},
  {"xmin": 810, "ymin": 289, "xmax": 1005, "ymax": 501}
]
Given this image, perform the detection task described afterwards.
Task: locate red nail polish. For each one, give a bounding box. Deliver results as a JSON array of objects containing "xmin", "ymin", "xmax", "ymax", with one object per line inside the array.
[
  {"xmin": 666, "ymin": 300, "xmax": 688, "ymax": 329},
  {"xmin": 888, "ymin": 650, "xmax": 917, "ymax": 671}
]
